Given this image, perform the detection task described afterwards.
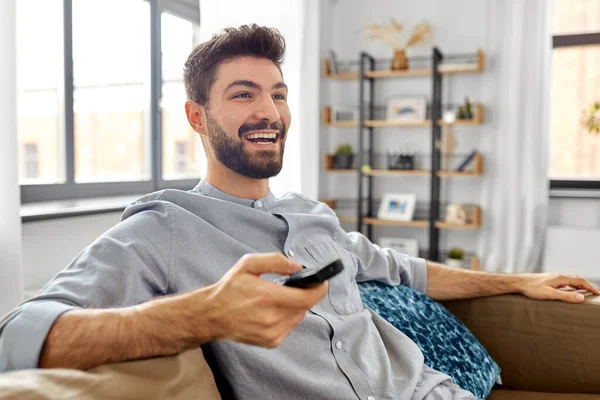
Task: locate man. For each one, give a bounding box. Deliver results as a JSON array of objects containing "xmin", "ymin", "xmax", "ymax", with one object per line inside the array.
[{"xmin": 0, "ymin": 24, "xmax": 598, "ymax": 400}]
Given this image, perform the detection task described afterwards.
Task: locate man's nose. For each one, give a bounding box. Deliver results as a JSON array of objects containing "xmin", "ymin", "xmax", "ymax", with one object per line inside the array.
[{"xmin": 255, "ymin": 94, "xmax": 280, "ymax": 123}]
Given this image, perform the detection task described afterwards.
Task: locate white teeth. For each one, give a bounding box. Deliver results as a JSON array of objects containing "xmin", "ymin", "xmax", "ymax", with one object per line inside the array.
[{"xmin": 245, "ymin": 133, "xmax": 277, "ymax": 140}]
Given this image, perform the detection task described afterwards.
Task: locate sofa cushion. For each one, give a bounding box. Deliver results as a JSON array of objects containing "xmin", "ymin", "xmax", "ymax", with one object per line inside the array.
[
  {"xmin": 0, "ymin": 348, "xmax": 221, "ymax": 400},
  {"xmin": 359, "ymin": 281, "xmax": 500, "ymax": 399}
]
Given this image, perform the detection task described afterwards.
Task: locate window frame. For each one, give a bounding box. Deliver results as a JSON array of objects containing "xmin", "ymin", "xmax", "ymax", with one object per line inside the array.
[
  {"xmin": 20, "ymin": 0, "xmax": 200, "ymax": 203},
  {"xmin": 550, "ymin": 32, "xmax": 600, "ymax": 191}
]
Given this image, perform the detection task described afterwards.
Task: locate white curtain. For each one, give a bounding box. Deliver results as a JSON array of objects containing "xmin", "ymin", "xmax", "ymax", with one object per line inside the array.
[
  {"xmin": 0, "ymin": 0, "xmax": 24, "ymax": 316},
  {"xmin": 197, "ymin": 0, "xmax": 321, "ymax": 199},
  {"xmin": 477, "ymin": 0, "xmax": 553, "ymax": 273}
]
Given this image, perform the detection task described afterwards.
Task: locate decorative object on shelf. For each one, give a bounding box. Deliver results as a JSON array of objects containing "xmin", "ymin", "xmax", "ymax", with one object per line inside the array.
[
  {"xmin": 379, "ymin": 237, "xmax": 419, "ymax": 257},
  {"xmin": 387, "ymin": 142, "xmax": 415, "ymax": 170},
  {"xmin": 442, "ymin": 129, "xmax": 458, "ymax": 171},
  {"xmin": 363, "ymin": 19, "xmax": 431, "ymax": 71},
  {"xmin": 328, "ymin": 50, "xmax": 339, "ymax": 74},
  {"xmin": 442, "ymin": 110, "xmax": 456, "ymax": 124},
  {"xmin": 457, "ymin": 97, "xmax": 474, "ymax": 120},
  {"xmin": 445, "ymin": 248, "xmax": 465, "ymax": 269},
  {"xmin": 456, "ymin": 150, "xmax": 478, "ymax": 171},
  {"xmin": 386, "ymin": 96, "xmax": 427, "ymax": 122},
  {"xmin": 377, "ymin": 193, "xmax": 416, "ymax": 221},
  {"xmin": 333, "ymin": 144, "xmax": 355, "ymax": 169},
  {"xmin": 582, "ymin": 101, "xmax": 600, "ymax": 134},
  {"xmin": 444, "ymin": 204, "xmax": 468, "ymax": 225},
  {"xmin": 331, "ymin": 106, "xmax": 358, "ymax": 123}
]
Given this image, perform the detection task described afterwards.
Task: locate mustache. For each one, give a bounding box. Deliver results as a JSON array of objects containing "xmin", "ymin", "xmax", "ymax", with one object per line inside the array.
[{"xmin": 238, "ymin": 120, "xmax": 286, "ymax": 138}]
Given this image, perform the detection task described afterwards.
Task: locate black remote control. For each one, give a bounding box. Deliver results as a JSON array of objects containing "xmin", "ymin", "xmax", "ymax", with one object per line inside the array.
[{"xmin": 281, "ymin": 259, "xmax": 344, "ymax": 289}]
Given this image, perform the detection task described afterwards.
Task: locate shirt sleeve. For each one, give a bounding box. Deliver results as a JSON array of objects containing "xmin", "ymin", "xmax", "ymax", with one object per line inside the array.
[
  {"xmin": 339, "ymin": 231, "xmax": 428, "ymax": 293},
  {"xmin": 0, "ymin": 200, "xmax": 173, "ymax": 373}
]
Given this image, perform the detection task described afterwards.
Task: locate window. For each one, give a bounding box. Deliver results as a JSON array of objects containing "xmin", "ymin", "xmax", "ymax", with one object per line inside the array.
[
  {"xmin": 550, "ymin": 0, "xmax": 600, "ymax": 190},
  {"xmin": 161, "ymin": 12, "xmax": 205, "ymax": 180},
  {"xmin": 174, "ymin": 141, "xmax": 189, "ymax": 174},
  {"xmin": 72, "ymin": 0, "xmax": 151, "ymax": 183},
  {"xmin": 16, "ymin": 0, "xmax": 64, "ymax": 185},
  {"xmin": 23, "ymin": 144, "xmax": 40, "ymax": 179},
  {"xmin": 17, "ymin": 0, "xmax": 200, "ymax": 203}
]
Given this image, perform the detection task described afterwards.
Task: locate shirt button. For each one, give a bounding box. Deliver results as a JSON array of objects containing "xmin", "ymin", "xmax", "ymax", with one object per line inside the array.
[
  {"xmin": 288, "ymin": 250, "xmax": 295, "ymax": 257},
  {"xmin": 256, "ymin": 200, "xmax": 263, "ymax": 207},
  {"xmin": 368, "ymin": 396, "xmax": 376, "ymax": 400},
  {"xmin": 335, "ymin": 341, "xmax": 342, "ymax": 349}
]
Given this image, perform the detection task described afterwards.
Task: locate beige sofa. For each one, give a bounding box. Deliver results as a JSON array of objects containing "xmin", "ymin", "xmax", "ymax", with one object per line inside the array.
[{"xmin": 1, "ymin": 294, "xmax": 599, "ymax": 399}]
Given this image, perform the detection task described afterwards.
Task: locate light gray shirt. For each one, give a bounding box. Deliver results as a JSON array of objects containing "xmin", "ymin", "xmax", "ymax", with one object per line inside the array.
[{"xmin": 0, "ymin": 181, "xmax": 475, "ymax": 400}]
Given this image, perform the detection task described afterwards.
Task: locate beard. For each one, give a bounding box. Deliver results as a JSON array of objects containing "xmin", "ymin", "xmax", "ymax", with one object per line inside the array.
[{"xmin": 205, "ymin": 111, "xmax": 286, "ymax": 179}]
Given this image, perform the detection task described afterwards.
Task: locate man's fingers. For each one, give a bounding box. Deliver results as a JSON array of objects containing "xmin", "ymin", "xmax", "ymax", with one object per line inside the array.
[
  {"xmin": 238, "ymin": 253, "xmax": 302, "ymax": 276},
  {"xmin": 553, "ymin": 288, "xmax": 586, "ymax": 303},
  {"xmin": 253, "ymin": 279, "xmax": 329, "ymax": 310},
  {"xmin": 555, "ymin": 276, "xmax": 600, "ymax": 296}
]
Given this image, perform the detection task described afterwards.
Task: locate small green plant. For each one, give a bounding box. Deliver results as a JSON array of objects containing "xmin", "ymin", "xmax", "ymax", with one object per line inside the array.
[
  {"xmin": 335, "ymin": 144, "xmax": 353, "ymax": 155},
  {"xmin": 448, "ymin": 248, "xmax": 464, "ymax": 260},
  {"xmin": 464, "ymin": 97, "xmax": 472, "ymax": 117},
  {"xmin": 583, "ymin": 101, "xmax": 600, "ymax": 134}
]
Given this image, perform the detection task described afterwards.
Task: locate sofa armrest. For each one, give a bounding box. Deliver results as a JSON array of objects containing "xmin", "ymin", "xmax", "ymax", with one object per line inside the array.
[
  {"xmin": 441, "ymin": 294, "xmax": 600, "ymax": 394},
  {"xmin": 0, "ymin": 348, "xmax": 222, "ymax": 400}
]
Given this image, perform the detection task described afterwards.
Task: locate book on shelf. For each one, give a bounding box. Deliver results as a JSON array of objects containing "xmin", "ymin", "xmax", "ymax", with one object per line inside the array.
[{"xmin": 456, "ymin": 150, "xmax": 478, "ymax": 172}]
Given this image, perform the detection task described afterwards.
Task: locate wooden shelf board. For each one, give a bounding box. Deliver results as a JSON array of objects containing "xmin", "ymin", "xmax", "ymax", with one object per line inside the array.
[
  {"xmin": 363, "ymin": 218, "xmax": 429, "ymax": 227},
  {"xmin": 326, "ymin": 168, "xmax": 356, "ymax": 173},
  {"xmin": 364, "ymin": 68, "xmax": 431, "ymax": 79},
  {"xmin": 365, "ymin": 169, "xmax": 429, "ymax": 176},
  {"xmin": 326, "ymin": 121, "xmax": 358, "ymax": 128},
  {"xmin": 364, "ymin": 120, "xmax": 431, "ymax": 128},
  {"xmin": 325, "ymin": 71, "xmax": 360, "ymax": 80},
  {"xmin": 363, "ymin": 64, "xmax": 483, "ymax": 80},
  {"xmin": 437, "ymin": 170, "xmax": 481, "ymax": 177},
  {"xmin": 327, "ymin": 168, "xmax": 482, "ymax": 177},
  {"xmin": 362, "ymin": 218, "xmax": 481, "ymax": 230},
  {"xmin": 435, "ymin": 221, "xmax": 481, "ymax": 230},
  {"xmin": 338, "ymin": 216, "xmax": 358, "ymax": 223}
]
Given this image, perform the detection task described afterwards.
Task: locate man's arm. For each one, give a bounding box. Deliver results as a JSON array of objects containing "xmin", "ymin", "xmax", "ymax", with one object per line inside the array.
[
  {"xmin": 39, "ymin": 253, "xmax": 327, "ymax": 370},
  {"xmin": 425, "ymin": 260, "xmax": 600, "ymax": 303}
]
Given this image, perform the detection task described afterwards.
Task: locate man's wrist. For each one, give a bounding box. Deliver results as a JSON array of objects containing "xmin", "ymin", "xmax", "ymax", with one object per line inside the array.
[{"xmin": 131, "ymin": 286, "xmax": 221, "ymax": 354}]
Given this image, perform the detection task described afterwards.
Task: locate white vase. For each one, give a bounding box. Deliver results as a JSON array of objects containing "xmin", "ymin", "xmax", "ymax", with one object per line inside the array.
[{"xmin": 445, "ymin": 258, "xmax": 464, "ymax": 269}]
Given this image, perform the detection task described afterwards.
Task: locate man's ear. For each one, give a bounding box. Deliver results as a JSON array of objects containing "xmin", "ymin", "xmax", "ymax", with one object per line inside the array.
[{"xmin": 185, "ymin": 100, "xmax": 208, "ymax": 137}]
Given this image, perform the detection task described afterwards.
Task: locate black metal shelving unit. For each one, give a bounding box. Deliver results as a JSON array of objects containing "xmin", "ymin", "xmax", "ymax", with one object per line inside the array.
[{"xmin": 356, "ymin": 47, "xmax": 465, "ymax": 263}]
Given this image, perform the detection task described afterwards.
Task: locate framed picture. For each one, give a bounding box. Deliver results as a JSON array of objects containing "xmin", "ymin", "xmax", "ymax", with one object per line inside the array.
[
  {"xmin": 385, "ymin": 96, "xmax": 427, "ymax": 122},
  {"xmin": 379, "ymin": 237, "xmax": 419, "ymax": 257},
  {"xmin": 377, "ymin": 193, "xmax": 417, "ymax": 221},
  {"xmin": 331, "ymin": 106, "xmax": 358, "ymax": 122}
]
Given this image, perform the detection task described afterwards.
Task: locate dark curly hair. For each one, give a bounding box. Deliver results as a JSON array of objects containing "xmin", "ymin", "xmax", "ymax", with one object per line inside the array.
[{"xmin": 183, "ymin": 24, "xmax": 286, "ymax": 107}]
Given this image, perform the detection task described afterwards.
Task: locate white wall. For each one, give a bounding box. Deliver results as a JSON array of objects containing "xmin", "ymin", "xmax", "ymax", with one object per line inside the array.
[
  {"xmin": 0, "ymin": 0, "xmax": 24, "ymax": 316},
  {"xmin": 21, "ymin": 213, "xmax": 121, "ymax": 297},
  {"xmin": 320, "ymin": 0, "xmax": 488, "ymax": 257}
]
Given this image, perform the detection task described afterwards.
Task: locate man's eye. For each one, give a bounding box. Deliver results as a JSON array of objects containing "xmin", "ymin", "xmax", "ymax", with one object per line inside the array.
[
  {"xmin": 233, "ymin": 93, "xmax": 251, "ymax": 99},
  {"xmin": 273, "ymin": 94, "xmax": 286, "ymax": 100}
]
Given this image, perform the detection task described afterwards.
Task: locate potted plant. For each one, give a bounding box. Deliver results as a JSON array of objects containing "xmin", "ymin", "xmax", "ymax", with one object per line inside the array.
[
  {"xmin": 582, "ymin": 101, "xmax": 600, "ymax": 134},
  {"xmin": 333, "ymin": 144, "xmax": 354, "ymax": 169},
  {"xmin": 445, "ymin": 248, "xmax": 465, "ymax": 269},
  {"xmin": 363, "ymin": 19, "xmax": 431, "ymax": 71}
]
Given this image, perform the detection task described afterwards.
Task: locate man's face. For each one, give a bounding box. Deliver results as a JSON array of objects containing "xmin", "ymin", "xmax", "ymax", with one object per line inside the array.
[{"xmin": 201, "ymin": 56, "xmax": 290, "ymax": 179}]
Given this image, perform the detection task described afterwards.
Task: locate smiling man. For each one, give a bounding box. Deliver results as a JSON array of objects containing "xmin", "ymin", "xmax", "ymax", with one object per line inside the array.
[{"xmin": 0, "ymin": 25, "xmax": 598, "ymax": 400}]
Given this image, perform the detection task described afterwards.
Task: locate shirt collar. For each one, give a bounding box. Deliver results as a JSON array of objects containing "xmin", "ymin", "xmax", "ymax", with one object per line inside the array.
[{"xmin": 193, "ymin": 179, "xmax": 276, "ymax": 208}]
